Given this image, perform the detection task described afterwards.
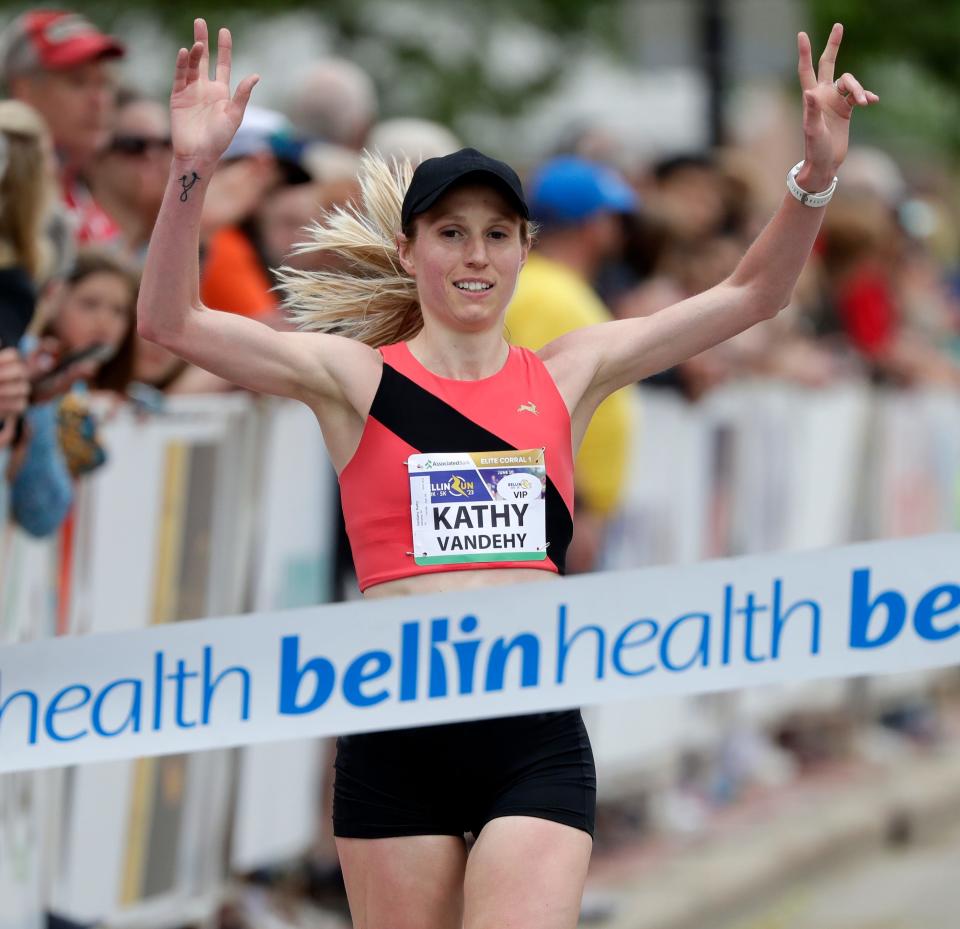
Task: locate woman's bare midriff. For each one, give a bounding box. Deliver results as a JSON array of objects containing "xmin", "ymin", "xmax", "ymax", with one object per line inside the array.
[{"xmin": 363, "ymin": 567, "xmax": 559, "ymax": 599}]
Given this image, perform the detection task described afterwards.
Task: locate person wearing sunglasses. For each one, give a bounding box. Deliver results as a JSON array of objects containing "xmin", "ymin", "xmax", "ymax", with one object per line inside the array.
[{"xmin": 87, "ymin": 89, "xmax": 173, "ymax": 260}]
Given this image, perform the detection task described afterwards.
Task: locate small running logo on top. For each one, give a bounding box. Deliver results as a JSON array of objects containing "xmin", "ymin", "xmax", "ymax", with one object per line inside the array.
[{"xmin": 517, "ymin": 401, "xmax": 538, "ymax": 415}]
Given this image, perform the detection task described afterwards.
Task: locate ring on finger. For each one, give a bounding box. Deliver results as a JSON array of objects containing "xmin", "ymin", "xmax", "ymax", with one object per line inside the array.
[{"xmin": 833, "ymin": 78, "xmax": 850, "ymax": 98}]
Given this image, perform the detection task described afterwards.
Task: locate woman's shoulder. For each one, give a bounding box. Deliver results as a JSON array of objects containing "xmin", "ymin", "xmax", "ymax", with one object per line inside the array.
[{"xmin": 378, "ymin": 340, "xmax": 405, "ymax": 361}]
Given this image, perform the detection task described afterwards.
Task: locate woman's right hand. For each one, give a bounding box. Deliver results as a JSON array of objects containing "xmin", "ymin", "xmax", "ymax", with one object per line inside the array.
[{"xmin": 170, "ymin": 18, "xmax": 259, "ymax": 166}]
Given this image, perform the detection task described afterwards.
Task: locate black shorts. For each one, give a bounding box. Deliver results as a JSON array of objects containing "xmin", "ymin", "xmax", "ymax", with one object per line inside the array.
[{"xmin": 333, "ymin": 709, "xmax": 596, "ymax": 840}]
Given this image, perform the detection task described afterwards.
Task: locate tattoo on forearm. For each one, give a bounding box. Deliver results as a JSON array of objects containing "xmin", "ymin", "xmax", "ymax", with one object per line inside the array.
[{"xmin": 179, "ymin": 171, "xmax": 200, "ymax": 202}]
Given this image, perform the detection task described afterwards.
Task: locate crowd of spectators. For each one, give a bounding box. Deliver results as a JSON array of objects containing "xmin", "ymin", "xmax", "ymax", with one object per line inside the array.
[
  {"xmin": 5, "ymin": 8, "xmax": 960, "ymax": 546},
  {"xmin": 3, "ymin": 9, "xmax": 960, "ymax": 928}
]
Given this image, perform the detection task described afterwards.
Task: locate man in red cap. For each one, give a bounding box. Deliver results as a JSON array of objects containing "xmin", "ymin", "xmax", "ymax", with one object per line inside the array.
[{"xmin": 1, "ymin": 10, "xmax": 125, "ymax": 244}]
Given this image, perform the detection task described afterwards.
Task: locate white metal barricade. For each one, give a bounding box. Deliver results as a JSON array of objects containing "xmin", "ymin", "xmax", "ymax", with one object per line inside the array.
[{"xmin": 2, "ymin": 384, "xmax": 959, "ymax": 926}]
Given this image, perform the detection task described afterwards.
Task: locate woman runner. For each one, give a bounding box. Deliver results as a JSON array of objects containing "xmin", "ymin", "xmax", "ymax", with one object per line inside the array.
[{"xmin": 138, "ymin": 18, "xmax": 877, "ymax": 929}]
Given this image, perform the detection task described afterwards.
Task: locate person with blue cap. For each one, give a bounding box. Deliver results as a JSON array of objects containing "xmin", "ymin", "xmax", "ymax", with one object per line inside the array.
[{"xmin": 505, "ymin": 155, "xmax": 638, "ymax": 572}]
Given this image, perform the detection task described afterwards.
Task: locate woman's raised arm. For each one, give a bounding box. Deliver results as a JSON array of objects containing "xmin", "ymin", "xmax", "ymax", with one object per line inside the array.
[
  {"xmin": 544, "ymin": 23, "xmax": 879, "ymax": 408},
  {"xmin": 137, "ymin": 19, "xmax": 376, "ymax": 407}
]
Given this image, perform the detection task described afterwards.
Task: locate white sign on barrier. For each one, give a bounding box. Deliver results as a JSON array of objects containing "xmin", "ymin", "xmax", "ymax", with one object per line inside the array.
[{"xmin": 1, "ymin": 535, "xmax": 958, "ymax": 774}]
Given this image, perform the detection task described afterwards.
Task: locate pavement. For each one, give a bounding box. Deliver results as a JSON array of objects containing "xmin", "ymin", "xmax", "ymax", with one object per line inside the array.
[
  {"xmin": 97, "ymin": 706, "xmax": 960, "ymax": 929},
  {"xmin": 582, "ymin": 732, "xmax": 960, "ymax": 929},
  {"xmin": 704, "ymin": 814, "xmax": 960, "ymax": 929}
]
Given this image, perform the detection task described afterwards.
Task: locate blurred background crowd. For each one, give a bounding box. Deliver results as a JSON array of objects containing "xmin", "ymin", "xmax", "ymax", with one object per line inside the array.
[
  {"xmin": 1, "ymin": 2, "xmax": 960, "ymax": 929},
  {"xmin": 2, "ymin": 1, "xmax": 960, "ymax": 561}
]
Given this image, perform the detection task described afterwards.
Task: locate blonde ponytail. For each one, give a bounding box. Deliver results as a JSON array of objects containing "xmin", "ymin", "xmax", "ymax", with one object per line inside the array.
[{"xmin": 277, "ymin": 152, "xmax": 423, "ymax": 347}]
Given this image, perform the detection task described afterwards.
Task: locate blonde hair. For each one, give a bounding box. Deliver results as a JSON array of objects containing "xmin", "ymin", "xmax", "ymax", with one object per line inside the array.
[
  {"xmin": 277, "ymin": 151, "xmax": 532, "ymax": 348},
  {"xmin": 0, "ymin": 100, "xmax": 51, "ymax": 281},
  {"xmin": 277, "ymin": 153, "xmax": 422, "ymax": 347}
]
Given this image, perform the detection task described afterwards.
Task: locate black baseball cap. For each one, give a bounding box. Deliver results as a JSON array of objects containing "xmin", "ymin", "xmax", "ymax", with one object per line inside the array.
[{"xmin": 400, "ymin": 147, "xmax": 529, "ymax": 229}]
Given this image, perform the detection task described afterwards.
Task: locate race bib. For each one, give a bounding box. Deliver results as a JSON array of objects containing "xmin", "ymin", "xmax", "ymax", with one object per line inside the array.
[{"xmin": 408, "ymin": 449, "xmax": 548, "ymax": 566}]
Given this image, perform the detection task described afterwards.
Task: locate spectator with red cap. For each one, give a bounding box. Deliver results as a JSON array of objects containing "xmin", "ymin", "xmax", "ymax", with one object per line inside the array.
[{"xmin": 0, "ymin": 9, "xmax": 124, "ymax": 245}]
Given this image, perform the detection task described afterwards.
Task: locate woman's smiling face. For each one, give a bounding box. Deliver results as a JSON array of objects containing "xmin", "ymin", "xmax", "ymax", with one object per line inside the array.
[{"xmin": 398, "ymin": 183, "xmax": 528, "ymax": 334}]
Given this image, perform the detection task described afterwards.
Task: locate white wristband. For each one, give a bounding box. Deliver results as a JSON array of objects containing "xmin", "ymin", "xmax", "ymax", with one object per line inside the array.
[{"xmin": 786, "ymin": 160, "xmax": 838, "ymax": 207}]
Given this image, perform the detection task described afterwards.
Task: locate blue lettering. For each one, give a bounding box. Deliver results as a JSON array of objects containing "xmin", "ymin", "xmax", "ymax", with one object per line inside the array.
[
  {"xmin": 152, "ymin": 651, "xmax": 164, "ymax": 730},
  {"xmin": 202, "ymin": 646, "xmax": 250, "ymax": 724},
  {"xmin": 485, "ymin": 634, "xmax": 540, "ymax": 691},
  {"xmin": 739, "ymin": 593, "xmax": 768, "ymax": 663},
  {"xmin": 612, "ymin": 619, "xmax": 658, "ymax": 677},
  {"xmin": 343, "ymin": 650, "xmax": 392, "ymax": 707},
  {"xmin": 278, "ymin": 636, "xmax": 335, "ymax": 715},
  {"xmin": 429, "ymin": 618, "xmax": 449, "ymax": 698},
  {"xmin": 555, "ymin": 604, "xmax": 606, "ymax": 684},
  {"xmin": 913, "ymin": 584, "xmax": 960, "ymax": 641},
  {"xmin": 0, "ymin": 685, "xmax": 39, "ymax": 745},
  {"xmin": 453, "ymin": 615, "xmax": 481, "ymax": 695},
  {"xmin": 660, "ymin": 612, "xmax": 709, "ymax": 672},
  {"xmin": 849, "ymin": 568, "xmax": 905, "ymax": 649},
  {"xmin": 91, "ymin": 679, "xmax": 142, "ymax": 737},
  {"xmin": 399, "ymin": 621, "xmax": 420, "ymax": 701},
  {"xmin": 771, "ymin": 579, "xmax": 821, "ymax": 657},
  {"xmin": 168, "ymin": 659, "xmax": 198, "ymax": 728},
  {"xmin": 721, "ymin": 584, "xmax": 735, "ymax": 664},
  {"xmin": 44, "ymin": 684, "xmax": 91, "ymax": 743}
]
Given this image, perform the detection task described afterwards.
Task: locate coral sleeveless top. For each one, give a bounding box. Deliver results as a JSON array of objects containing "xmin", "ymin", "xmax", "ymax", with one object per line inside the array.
[{"xmin": 339, "ymin": 341, "xmax": 575, "ymax": 592}]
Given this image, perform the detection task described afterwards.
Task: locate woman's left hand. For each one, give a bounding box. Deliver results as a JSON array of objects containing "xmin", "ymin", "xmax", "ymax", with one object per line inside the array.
[{"xmin": 797, "ymin": 23, "xmax": 879, "ymax": 188}]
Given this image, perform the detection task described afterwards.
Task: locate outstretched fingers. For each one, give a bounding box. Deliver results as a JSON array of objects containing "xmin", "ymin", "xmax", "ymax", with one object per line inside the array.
[
  {"xmin": 797, "ymin": 32, "xmax": 816, "ymax": 91},
  {"xmin": 173, "ymin": 47, "xmax": 190, "ymax": 94},
  {"xmin": 230, "ymin": 73, "xmax": 260, "ymax": 119},
  {"xmin": 185, "ymin": 41, "xmax": 203, "ymax": 87},
  {"xmin": 216, "ymin": 27, "xmax": 232, "ymax": 86},
  {"xmin": 817, "ymin": 22, "xmax": 843, "ymax": 84},
  {"xmin": 194, "ymin": 17, "xmax": 210, "ymax": 81}
]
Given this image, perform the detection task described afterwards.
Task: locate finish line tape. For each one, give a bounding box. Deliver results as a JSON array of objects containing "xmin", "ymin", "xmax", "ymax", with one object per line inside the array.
[{"xmin": 2, "ymin": 535, "xmax": 959, "ymax": 773}]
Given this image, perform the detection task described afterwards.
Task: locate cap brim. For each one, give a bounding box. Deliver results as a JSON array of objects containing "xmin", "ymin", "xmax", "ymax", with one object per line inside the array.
[
  {"xmin": 223, "ymin": 137, "xmax": 271, "ymax": 161},
  {"xmin": 44, "ymin": 34, "xmax": 125, "ymax": 70},
  {"xmin": 595, "ymin": 175, "xmax": 639, "ymax": 214},
  {"xmin": 411, "ymin": 169, "xmax": 529, "ymax": 221},
  {"xmin": 603, "ymin": 188, "xmax": 638, "ymax": 214}
]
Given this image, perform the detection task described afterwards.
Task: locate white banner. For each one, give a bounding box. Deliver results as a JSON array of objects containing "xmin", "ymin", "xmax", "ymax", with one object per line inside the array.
[{"xmin": 2, "ymin": 534, "xmax": 958, "ymax": 773}]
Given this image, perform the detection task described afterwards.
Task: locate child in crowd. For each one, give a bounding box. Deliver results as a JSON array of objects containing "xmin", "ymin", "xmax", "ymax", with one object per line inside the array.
[
  {"xmin": 40, "ymin": 248, "xmax": 139, "ymax": 477},
  {"xmin": 44, "ymin": 249, "xmax": 139, "ymax": 394}
]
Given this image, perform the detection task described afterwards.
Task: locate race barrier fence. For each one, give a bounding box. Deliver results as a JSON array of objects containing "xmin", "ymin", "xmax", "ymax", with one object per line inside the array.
[
  {"xmin": 2, "ymin": 534, "xmax": 959, "ymax": 774},
  {"xmin": 1, "ymin": 383, "xmax": 959, "ymax": 928}
]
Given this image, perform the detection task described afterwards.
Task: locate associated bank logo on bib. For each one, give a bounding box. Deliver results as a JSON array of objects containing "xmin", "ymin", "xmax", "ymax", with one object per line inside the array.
[{"xmin": 408, "ymin": 450, "xmax": 548, "ymax": 565}]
